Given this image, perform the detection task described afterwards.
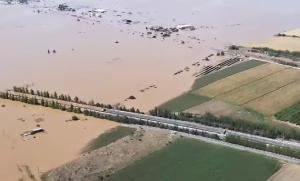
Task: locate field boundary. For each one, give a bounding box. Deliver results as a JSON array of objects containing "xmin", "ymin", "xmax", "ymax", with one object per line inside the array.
[
  {"xmin": 242, "ymin": 78, "xmax": 300, "ymax": 106},
  {"xmin": 200, "ymin": 66, "xmax": 290, "ymax": 98},
  {"xmin": 191, "ymin": 60, "xmax": 267, "ymax": 91},
  {"xmin": 251, "ymin": 58, "xmax": 300, "ymax": 70}
]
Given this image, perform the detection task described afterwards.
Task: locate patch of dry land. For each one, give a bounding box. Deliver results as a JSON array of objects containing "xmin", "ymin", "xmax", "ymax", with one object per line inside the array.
[
  {"xmin": 185, "ymin": 99, "xmax": 265, "ymax": 121},
  {"xmin": 267, "ymin": 164, "xmax": 300, "ymax": 181},
  {"xmin": 247, "ymin": 29, "xmax": 300, "ymax": 51},
  {"xmin": 41, "ymin": 128, "xmax": 174, "ymax": 181},
  {"xmin": 185, "ymin": 99, "xmax": 235, "ymax": 116},
  {"xmin": 217, "ymin": 68, "xmax": 300, "ymax": 105},
  {"xmin": 245, "ymin": 79, "xmax": 300, "ymax": 115},
  {"xmin": 0, "ymin": 99, "xmax": 119, "ymax": 181},
  {"xmin": 193, "ymin": 62, "xmax": 300, "ymax": 115},
  {"xmin": 194, "ymin": 63, "xmax": 287, "ymax": 97}
]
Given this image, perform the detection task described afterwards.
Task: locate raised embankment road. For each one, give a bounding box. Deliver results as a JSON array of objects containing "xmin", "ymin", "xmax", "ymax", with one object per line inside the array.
[{"xmin": 8, "ymin": 91, "xmax": 300, "ymax": 151}]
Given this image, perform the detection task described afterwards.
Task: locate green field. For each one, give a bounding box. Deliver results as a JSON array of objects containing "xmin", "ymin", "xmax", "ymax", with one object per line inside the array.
[
  {"xmin": 191, "ymin": 60, "xmax": 266, "ymax": 91},
  {"xmin": 81, "ymin": 126, "xmax": 136, "ymax": 153},
  {"xmin": 275, "ymin": 100, "xmax": 300, "ymax": 125},
  {"xmin": 103, "ymin": 138, "xmax": 281, "ymax": 181},
  {"xmin": 158, "ymin": 93, "xmax": 211, "ymax": 111}
]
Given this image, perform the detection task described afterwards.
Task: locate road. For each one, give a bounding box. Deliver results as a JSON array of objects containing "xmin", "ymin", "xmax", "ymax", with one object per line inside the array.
[
  {"xmin": 7, "ymin": 91, "xmax": 300, "ymax": 151},
  {"xmin": 125, "ymin": 124, "xmax": 300, "ymax": 164}
]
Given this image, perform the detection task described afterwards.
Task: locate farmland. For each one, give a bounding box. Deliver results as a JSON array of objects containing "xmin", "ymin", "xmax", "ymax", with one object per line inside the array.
[
  {"xmin": 158, "ymin": 93, "xmax": 211, "ymax": 112},
  {"xmin": 195, "ymin": 63, "xmax": 287, "ymax": 97},
  {"xmin": 217, "ymin": 68, "xmax": 300, "ymax": 105},
  {"xmin": 247, "ymin": 36, "xmax": 300, "ymax": 52},
  {"xmin": 191, "ymin": 59, "xmax": 266, "ymax": 91},
  {"xmin": 246, "ymin": 79, "xmax": 300, "ymax": 115},
  {"xmin": 81, "ymin": 126, "xmax": 136, "ymax": 153},
  {"xmin": 159, "ymin": 60, "xmax": 266, "ymax": 112},
  {"xmin": 275, "ymin": 100, "xmax": 300, "ymax": 126},
  {"xmin": 160, "ymin": 58, "xmax": 300, "ymax": 125},
  {"xmin": 267, "ymin": 164, "xmax": 300, "ymax": 181},
  {"xmin": 104, "ymin": 138, "xmax": 281, "ymax": 181},
  {"xmin": 186, "ymin": 99, "xmax": 266, "ymax": 121}
]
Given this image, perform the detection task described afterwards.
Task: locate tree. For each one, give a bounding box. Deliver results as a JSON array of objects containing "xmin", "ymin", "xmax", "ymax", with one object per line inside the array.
[
  {"xmin": 74, "ymin": 96, "xmax": 79, "ymax": 103},
  {"xmin": 44, "ymin": 100, "xmax": 49, "ymax": 107},
  {"xmin": 67, "ymin": 95, "xmax": 72, "ymax": 102},
  {"xmin": 216, "ymin": 52, "xmax": 220, "ymax": 56},
  {"xmin": 54, "ymin": 92, "xmax": 58, "ymax": 99},
  {"xmin": 30, "ymin": 89, "xmax": 35, "ymax": 95},
  {"xmin": 34, "ymin": 97, "xmax": 39, "ymax": 105},
  {"xmin": 220, "ymin": 51, "xmax": 225, "ymax": 56},
  {"xmin": 13, "ymin": 86, "xmax": 18, "ymax": 92},
  {"xmin": 41, "ymin": 99, "xmax": 45, "ymax": 106},
  {"xmin": 70, "ymin": 104, "xmax": 74, "ymax": 112},
  {"xmin": 89, "ymin": 99, "xmax": 95, "ymax": 106},
  {"xmin": 25, "ymin": 87, "xmax": 29, "ymax": 94},
  {"xmin": 130, "ymin": 107, "xmax": 136, "ymax": 113},
  {"xmin": 37, "ymin": 90, "xmax": 40, "ymax": 96},
  {"xmin": 61, "ymin": 105, "xmax": 67, "ymax": 111},
  {"xmin": 51, "ymin": 101, "xmax": 55, "ymax": 108}
]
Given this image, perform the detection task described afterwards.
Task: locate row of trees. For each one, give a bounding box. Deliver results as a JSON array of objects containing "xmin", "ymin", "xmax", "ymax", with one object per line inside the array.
[
  {"xmin": 149, "ymin": 108, "xmax": 300, "ymax": 141},
  {"xmin": 251, "ymin": 47, "xmax": 300, "ymax": 61},
  {"xmin": 0, "ymin": 92, "xmax": 220, "ymax": 141},
  {"xmin": 4, "ymin": 92, "xmax": 300, "ymax": 159},
  {"xmin": 11, "ymin": 87, "xmax": 143, "ymax": 114},
  {"xmin": 226, "ymin": 135, "xmax": 300, "ymax": 159}
]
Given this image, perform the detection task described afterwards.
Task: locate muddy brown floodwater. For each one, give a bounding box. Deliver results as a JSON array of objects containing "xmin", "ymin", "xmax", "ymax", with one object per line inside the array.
[
  {"xmin": 1, "ymin": 0, "xmax": 300, "ymax": 112},
  {"xmin": 0, "ymin": 99, "xmax": 119, "ymax": 181}
]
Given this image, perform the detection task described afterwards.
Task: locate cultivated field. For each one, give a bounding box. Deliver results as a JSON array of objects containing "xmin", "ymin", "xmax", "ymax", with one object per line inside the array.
[
  {"xmin": 284, "ymin": 29, "xmax": 300, "ymax": 37},
  {"xmin": 195, "ymin": 63, "xmax": 287, "ymax": 97},
  {"xmin": 104, "ymin": 138, "xmax": 281, "ymax": 181},
  {"xmin": 186, "ymin": 99, "xmax": 266, "ymax": 121},
  {"xmin": 191, "ymin": 60, "xmax": 266, "ymax": 91},
  {"xmin": 275, "ymin": 100, "xmax": 300, "ymax": 125},
  {"xmin": 217, "ymin": 68, "xmax": 300, "ymax": 105},
  {"xmin": 185, "ymin": 99, "xmax": 236, "ymax": 116},
  {"xmin": 158, "ymin": 93, "xmax": 211, "ymax": 112},
  {"xmin": 248, "ymin": 37, "xmax": 300, "ymax": 52},
  {"xmin": 267, "ymin": 164, "xmax": 300, "ymax": 181},
  {"xmin": 246, "ymin": 79, "xmax": 300, "ymax": 115},
  {"xmin": 159, "ymin": 60, "xmax": 266, "ymax": 112},
  {"xmin": 81, "ymin": 126, "xmax": 136, "ymax": 154}
]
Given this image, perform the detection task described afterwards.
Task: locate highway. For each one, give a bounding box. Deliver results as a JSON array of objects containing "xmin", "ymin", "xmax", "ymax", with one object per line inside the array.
[
  {"xmin": 107, "ymin": 109, "xmax": 300, "ymax": 150},
  {"xmin": 7, "ymin": 91, "xmax": 300, "ymax": 151}
]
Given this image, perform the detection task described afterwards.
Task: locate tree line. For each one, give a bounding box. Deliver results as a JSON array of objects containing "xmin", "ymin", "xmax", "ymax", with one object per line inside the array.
[
  {"xmin": 226, "ymin": 135, "xmax": 300, "ymax": 159},
  {"xmin": 149, "ymin": 108, "xmax": 300, "ymax": 141},
  {"xmin": 4, "ymin": 92, "xmax": 300, "ymax": 159},
  {"xmin": 11, "ymin": 86, "xmax": 143, "ymax": 114},
  {"xmin": 250, "ymin": 47, "xmax": 300, "ymax": 61},
  {"xmin": 0, "ymin": 91, "xmax": 220, "ymax": 141}
]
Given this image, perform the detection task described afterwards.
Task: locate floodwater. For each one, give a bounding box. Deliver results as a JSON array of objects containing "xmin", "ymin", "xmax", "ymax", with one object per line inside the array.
[
  {"xmin": 0, "ymin": 99, "xmax": 119, "ymax": 181},
  {"xmin": 1, "ymin": 0, "xmax": 300, "ymax": 111}
]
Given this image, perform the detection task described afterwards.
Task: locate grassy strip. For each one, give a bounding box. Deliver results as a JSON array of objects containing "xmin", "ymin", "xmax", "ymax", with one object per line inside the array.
[
  {"xmin": 158, "ymin": 93, "xmax": 211, "ymax": 112},
  {"xmin": 226, "ymin": 135, "xmax": 300, "ymax": 159},
  {"xmin": 275, "ymin": 100, "xmax": 300, "ymax": 125},
  {"xmin": 191, "ymin": 60, "xmax": 266, "ymax": 91},
  {"xmin": 81, "ymin": 126, "xmax": 136, "ymax": 154},
  {"xmin": 103, "ymin": 138, "xmax": 280, "ymax": 181}
]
